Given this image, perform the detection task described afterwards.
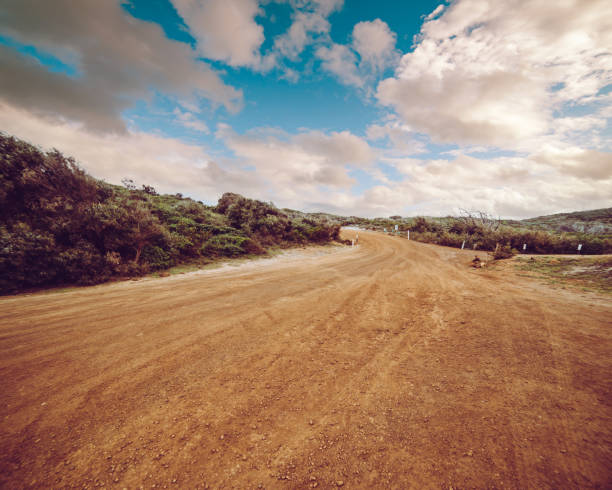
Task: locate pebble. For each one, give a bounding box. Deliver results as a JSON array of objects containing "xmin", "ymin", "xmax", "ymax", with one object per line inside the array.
[{"xmin": 336, "ymin": 481, "xmax": 344, "ymax": 487}]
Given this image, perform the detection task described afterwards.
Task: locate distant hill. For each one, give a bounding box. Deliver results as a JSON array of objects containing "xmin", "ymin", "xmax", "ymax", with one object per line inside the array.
[
  {"xmin": 521, "ymin": 208, "xmax": 612, "ymax": 235},
  {"xmin": 285, "ymin": 207, "xmax": 612, "ymax": 237}
]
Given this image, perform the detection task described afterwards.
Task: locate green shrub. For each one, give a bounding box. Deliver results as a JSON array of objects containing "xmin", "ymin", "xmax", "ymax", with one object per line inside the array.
[
  {"xmin": 0, "ymin": 134, "xmax": 342, "ymax": 294},
  {"xmin": 202, "ymin": 234, "xmax": 250, "ymax": 257},
  {"xmin": 493, "ymin": 244, "xmax": 516, "ymax": 260}
]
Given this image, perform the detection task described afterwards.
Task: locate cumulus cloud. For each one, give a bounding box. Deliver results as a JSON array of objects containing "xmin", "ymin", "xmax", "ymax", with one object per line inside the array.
[
  {"xmin": 552, "ymin": 116, "xmax": 607, "ymax": 137},
  {"xmin": 171, "ymin": 0, "xmax": 274, "ymax": 70},
  {"xmin": 273, "ymin": 0, "xmax": 343, "ymax": 60},
  {"xmin": 216, "ymin": 124, "xmax": 374, "ymax": 190},
  {"xmin": 294, "ymin": 130, "xmax": 375, "ymax": 166},
  {"xmin": 378, "ymin": 152, "xmax": 612, "ymax": 218},
  {"xmin": 366, "ymin": 119, "xmax": 426, "ymax": 155},
  {"xmin": 0, "ymin": 102, "xmax": 255, "ymax": 201},
  {"xmin": 315, "ymin": 44, "xmax": 363, "ymax": 87},
  {"xmin": 0, "ymin": 0, "xmax": 242, "ymax": 133},
  {"xmin": 533, "ymin": 145, "xmax": 612, "ymax": 181},
  {"xmin": 275, "ymin": 11, "xmax": 330, "ymax": 59},
  {"xmin": 315, "ymin": 19, "xmax": 398, "ymax": 90},
  {"xmin": 352, "ymin": 19, "xmax": 398, "ymax": 72},
  {"xmin": 377, "ymin": 0, "xmax": 612, "ymax": 149},
  {"xmin": 424, "ymin": 4, "xmax": 445, "ymax": 21},
  {"xmin": 173, "ymin": 108, "xmax": 210, "ymax": 134}
]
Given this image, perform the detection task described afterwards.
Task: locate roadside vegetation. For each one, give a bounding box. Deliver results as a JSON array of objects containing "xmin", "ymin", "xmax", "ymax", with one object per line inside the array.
[
  {"xmin": 286, "ymin": 208, "xmax": 612, "ymax": 257},
  {"xmin": 514, "ymin": 256, "xmax": 612, "ymax": 293},
  {"xmin": 0, "ymin": 134, "xmax": 340, "ymax": 294}
]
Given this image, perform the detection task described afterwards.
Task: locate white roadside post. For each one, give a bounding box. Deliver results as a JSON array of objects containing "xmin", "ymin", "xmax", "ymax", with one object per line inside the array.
[
  {"xmin": 523, "ymin": 243, "xmax": 527, "ymax": 252},
  {"xmin": 577, "ymin": 243, "xmax": 582, "ymax": 254},
  {"xmin": 351, "ymin": 239, "xmax": 355, "ymax": 247},
  {"xmin": 461, "ymin": 240, "xmax": 465, "ymax": 250},
  {"xmin": 407, "ymin": 230, "xmax": 410, "ymax": 240}
]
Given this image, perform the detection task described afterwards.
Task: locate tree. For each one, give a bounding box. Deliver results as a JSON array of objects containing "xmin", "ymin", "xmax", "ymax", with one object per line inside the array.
[
  {"xmin": 124, "ymin": 201, "xmax": 165, "ymax": 264},
  {"xmin": 457, "ymin": 209, "xmax": 501, "ymax": 232}
]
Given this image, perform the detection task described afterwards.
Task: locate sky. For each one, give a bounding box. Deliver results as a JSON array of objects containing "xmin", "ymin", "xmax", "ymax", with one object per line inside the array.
[{"xmin": 0, "ymin": 0, "xmax": 611, "ymax": 218}]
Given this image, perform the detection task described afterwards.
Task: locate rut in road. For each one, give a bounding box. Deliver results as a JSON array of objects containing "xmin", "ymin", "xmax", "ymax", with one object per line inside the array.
[{"xmin": 0, "ymin": 230, "xmax": 610, "ymax": 489}]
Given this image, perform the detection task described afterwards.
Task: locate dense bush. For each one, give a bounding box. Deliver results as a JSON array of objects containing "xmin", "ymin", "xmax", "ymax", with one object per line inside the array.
[
  {"xmin": 0, "ymin": 134, "xmax": 342, "ymax": 294},
  {"xmin": 398, "ymin": 218, "xmax": 611, "ymax": 255},
  {"xmin": 493, "ymin": 244, "xmax": 516, "ymax": 260}
]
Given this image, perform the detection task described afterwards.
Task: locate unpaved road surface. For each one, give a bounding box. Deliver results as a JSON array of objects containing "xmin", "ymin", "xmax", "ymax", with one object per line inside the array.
[{"xmin": 1, "ymin": 231, "xmax": 611, "ymax": 489}]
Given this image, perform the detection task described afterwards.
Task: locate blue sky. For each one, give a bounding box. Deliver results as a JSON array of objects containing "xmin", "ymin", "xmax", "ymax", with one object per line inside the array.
[{"xmin": 0, "ymin": 0, "xmax": 610, "ymax": 217}]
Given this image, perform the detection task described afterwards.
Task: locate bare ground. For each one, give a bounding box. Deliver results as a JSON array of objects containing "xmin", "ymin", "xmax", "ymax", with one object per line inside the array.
[{"xmin": 0, "ymin": 230, "xmax": 610, "ymax": 489}]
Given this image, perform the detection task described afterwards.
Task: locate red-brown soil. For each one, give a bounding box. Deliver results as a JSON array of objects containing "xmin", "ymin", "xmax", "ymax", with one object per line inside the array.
[{"xmin": 1, "ymin": 230, "xmax": 610, "ymax": 489}]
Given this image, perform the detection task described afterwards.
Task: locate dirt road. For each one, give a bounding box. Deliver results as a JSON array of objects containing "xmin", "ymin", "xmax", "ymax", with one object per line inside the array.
[{"xmin": 1, "ymin": 230, "xmax": 611, "ymax": 489}]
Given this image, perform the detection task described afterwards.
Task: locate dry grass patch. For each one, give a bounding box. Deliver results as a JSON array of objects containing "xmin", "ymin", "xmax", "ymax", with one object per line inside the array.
[{"xmin": 514, "ymin": 255, "xmax": 612, "ymax": 293}]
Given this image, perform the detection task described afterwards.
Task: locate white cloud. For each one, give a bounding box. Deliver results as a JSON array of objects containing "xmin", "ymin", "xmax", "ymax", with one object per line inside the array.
[
  {"xmin": 377, "ymin": 0, "xmax": 612, "ymax": 149},
  {"xmin": 273, "ymin": 0, "xmax": 343, "ymax": 61},
  {"xmin": 0, "ymin": 102, "xmax": 253, "ymax": 201},
  {"xmin": 533, "ymin": 145, "xmax": 612, "ymax": 181},
  {"xmin": 294, "ymin": 130, "xmax": 375, "ymax": 166},
  {"xmin": 425, "ymin": 4, "xmax": 445, "ymax": 21},
  {"xmin": 216, "ymin": 124, "xmax": 374, "ymax": 190},
  {"xmin": 171, "ymin": 0, "xmax": 272, "ymax": 70},
  {"xmin": 314, "ymin": 19, "xmax": 399, "ymax": 90},
  {"xmin": 352, "ymin": 19, "xmax": 398, "ymax": 72},
  {"xmin": 0, "ymin": 0, "xmax": 242, "ymax": 132},
  {"xmin": 274, "ymin": 11, "xmax": 330, "ymax": 60},
  {"xmin": 315, "ymin": 44, "xmax": 363, "ymax": 87},
  {"xmin": 380, "ymin": 152, "xmax": 612, "ymax": 218},
  {"xmin": 366, "ymin": 119, "xmax": 426, "ymax": 155},
  {"xmin": 552, "ymin": 116, "xmax": 607, "ymax": 136},
  {"xmin": 173, "ymin": 108, "xmax": 210, "ymax": 134}
]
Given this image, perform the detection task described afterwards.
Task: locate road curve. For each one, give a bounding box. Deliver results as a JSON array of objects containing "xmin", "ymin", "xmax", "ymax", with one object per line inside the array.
[{"xmin": 1, "ymin": 230, "xmax": 610, "ymax": 488}]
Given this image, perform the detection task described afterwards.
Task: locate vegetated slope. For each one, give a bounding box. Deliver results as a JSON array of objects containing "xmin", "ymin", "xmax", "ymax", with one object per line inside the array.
[
  {"xmin": 521, "ymin": 208, "xmax": 612, "ymax": 235},
  {"xmin": 285, "ymin": 208, "xmax": 612, "ymax": 255},
  {"xmin": 0, "ymin": 133, "xmax": 340, "ymax": 294}
]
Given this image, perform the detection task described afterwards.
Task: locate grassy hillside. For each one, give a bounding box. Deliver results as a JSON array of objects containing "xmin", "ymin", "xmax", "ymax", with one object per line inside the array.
[
  {"xmin": 0, "ymin": 134, "xmax": 341, "ymax": 294},
  {"xmin": 521, "ymin": 208, "xmax": 612, "ymax": 235}
]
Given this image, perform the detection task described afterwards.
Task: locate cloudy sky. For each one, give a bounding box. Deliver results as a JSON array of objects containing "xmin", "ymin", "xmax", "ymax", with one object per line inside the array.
[{"xmin": 1, "ymin": 0, "xmax": 611, "ymax": 218}]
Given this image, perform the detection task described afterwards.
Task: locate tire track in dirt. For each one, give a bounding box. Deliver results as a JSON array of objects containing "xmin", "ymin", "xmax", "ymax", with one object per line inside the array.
[{"xmin": 1, "ymin": 230, "xmax": 611, "ymax": 489}]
